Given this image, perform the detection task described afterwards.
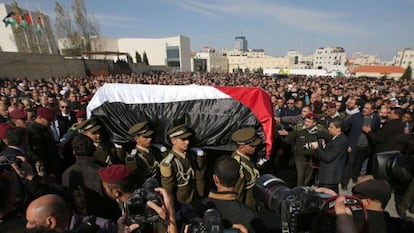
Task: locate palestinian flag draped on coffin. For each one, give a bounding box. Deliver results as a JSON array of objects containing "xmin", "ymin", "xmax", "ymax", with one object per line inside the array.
[{"xmin": 87, "ymin": 84, "xmax": 274, "ymax": 158}]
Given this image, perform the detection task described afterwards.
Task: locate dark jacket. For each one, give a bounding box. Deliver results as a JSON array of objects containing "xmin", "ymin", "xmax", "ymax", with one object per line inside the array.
[
  {"xmin": 68, "ymin": 212, "xmax": 117, "ymax": 233},
  {"xmin": 62, "ymin": 156, "xmax": 120, "ymax": 221},
  {"xmin": 317, "ymin": 133, "xmax": 348, "ymax": 184},
  {"xmin": 26, "ymin": 121, "xmax": 61, "ymax": 175},
  {"xmin": 367, "ymin": 119, "xmax": 405, "ymax": 153}
]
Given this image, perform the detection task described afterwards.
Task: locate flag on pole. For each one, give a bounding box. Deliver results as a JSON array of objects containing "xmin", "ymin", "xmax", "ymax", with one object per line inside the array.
[
  {"xmin": 14, "ymin": 12, "xmax": 22, "ymax": 23},
  {"xmin": 2, "ymin": 12, "xmax": 17, "ymax": 27},
  {"xmin": 36, "ymin": 14, "xmax": 44, "ymax": 33},
  {"xmin": 25, "ymin": 12, "xmax": 32, "ymax": 25}
]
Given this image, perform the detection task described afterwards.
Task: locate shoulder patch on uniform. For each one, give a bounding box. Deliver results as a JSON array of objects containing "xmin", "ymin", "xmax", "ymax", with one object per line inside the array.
[
  {"xmin": 160, "ymin": 154, "xmax": 174, "ymax": 177},
  {"xmin": 160, "ymin": 163, "xmax": 172, "ymax": 177}
]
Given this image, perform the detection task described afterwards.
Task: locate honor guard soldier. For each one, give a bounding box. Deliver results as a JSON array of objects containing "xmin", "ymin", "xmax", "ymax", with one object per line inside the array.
[
  {"xmin": 125, "ymin": 121, "xmax": 160, "ymax": 180},
  {"xmin": 160, "ymin": 124, "xmax": 206, "ymax": 204},
  {"xmin": 79, "ymin": 119, "xmax": 113, "ymax": 166},
  {"xmin": 231, "ymin": 127, "xmax": 261, "ymax": 210}
]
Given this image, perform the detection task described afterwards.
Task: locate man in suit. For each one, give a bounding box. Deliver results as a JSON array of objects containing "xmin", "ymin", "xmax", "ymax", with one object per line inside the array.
[{"xmin": 311, "ymin": 118, "xmax": 348, "ymax": 194}]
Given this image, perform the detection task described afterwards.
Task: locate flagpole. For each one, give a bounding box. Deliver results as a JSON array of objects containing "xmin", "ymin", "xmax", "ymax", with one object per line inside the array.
[
  {"xmin": 26, "ymin": 0, "xmax": 41, "ymax": 53},
  {"xmin": 37, "ymin": 3, "xmax": 52, "ymax": 54},
  {"xmin": 16, "ymin": 0, "xmax": 31, "ymax": 52}
]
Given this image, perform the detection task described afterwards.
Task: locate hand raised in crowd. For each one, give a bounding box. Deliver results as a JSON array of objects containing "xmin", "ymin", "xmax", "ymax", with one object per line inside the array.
[
  {"xmin": 10, "ymin": 155, "xmax": 36, "ymax": 180},
  {"xmin": 147, "ymin": 187, "xmax": 177, "ymax": 233}
]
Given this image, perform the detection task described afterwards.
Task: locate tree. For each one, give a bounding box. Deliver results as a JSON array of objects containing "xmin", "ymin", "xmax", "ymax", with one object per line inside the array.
[
  {"xmin": 54, "ymin": 0, "xmax": 99, "ymax": 56},
  {"xmin": 135, "ymin": 51, "xmax": 142, "ymax": 63},
  {"xmin": 401, "ymin": 64, "xmax": 412, "ymax": 80},
  {"xmin": 142, "ymin": 52, "xmax": 149, "ymax": 65}
]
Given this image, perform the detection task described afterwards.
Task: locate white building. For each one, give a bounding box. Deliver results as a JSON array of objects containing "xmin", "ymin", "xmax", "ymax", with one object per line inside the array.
[
  {"xmin": 0, "ymin": 3, "xmax": 58, "ymax": 54},
  {"xmin": 191, "ymin": 47, "xmax": 228, "ymax": 72},
  {"xmin": 352, "ymin": 52, "xmax": 380, "ymax": 66},
  {"xmin": 117, "ymin": 35, "xmax": 191, "ymax": 72},
  {"xmin": 394, "ymin": 48, "xmax": 414, "ymax": 68},
  {"xmin": 313, "ymin": 47, "xmax": 347, "ymax": 69}
]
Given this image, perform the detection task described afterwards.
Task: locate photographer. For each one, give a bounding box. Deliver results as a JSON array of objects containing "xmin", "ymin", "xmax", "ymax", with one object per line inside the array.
[
  {"xmin": 201, "ymin": 155, "xmax": 267, "ymax": 233},
  {"xmin": 283, "ymin": 113, "xmax": 330, "ymax": 186},
  {"xmin": 351, "ymin": 177, "xmax": 414, "ymax": 233},
  {"xmin": 99, "ymin": 165, "xmax": 177, "ymax": 233}
]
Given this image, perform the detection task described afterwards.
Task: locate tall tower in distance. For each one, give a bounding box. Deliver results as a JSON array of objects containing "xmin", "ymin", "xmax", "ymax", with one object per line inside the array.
[{"xmin": 235, "ymin": 36, "xmax": 248, "ymax": 51}]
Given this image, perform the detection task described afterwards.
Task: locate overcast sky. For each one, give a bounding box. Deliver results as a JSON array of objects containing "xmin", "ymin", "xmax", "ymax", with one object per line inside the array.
[{"xmin": 4, "ymin": 0, "xmax": 414, "ymax": 60}]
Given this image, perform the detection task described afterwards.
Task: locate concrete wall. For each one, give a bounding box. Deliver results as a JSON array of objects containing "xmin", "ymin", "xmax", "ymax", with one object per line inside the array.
[{"xmin": 0, "ymin": 52, "xmax": 85, "ymax": 80}]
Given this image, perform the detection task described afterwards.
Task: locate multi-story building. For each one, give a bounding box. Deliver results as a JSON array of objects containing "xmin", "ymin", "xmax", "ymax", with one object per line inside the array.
[
  {"xmin": 394, "ymin": 48, "xmax": 414, "ymax": 68},
  {"xmin": 87, "ymin": 34, "xmax": 191, "ymax": 72},
  {"xmin": 235, "ymin": 36, "xmax": 248, "ymax": 51},
  {"xmin": 313, "ymin": 47, "xmax": 347, "ymax": 69},
  {"xmin": 0, "ymin": 3, "xmax": 59, "ymax": 54},
  {"xmin": 191, "ymin": 47, "xmax": 228, "ymax": 72}
]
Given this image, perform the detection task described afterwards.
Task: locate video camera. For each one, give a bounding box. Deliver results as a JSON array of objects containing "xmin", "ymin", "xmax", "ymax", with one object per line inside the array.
[
  {"xmin": 254, "ymin": 174, "xmax": 360, "ymax": 233},
  {"xmin": 186, "ymin": 208, "xmax": 239, "ymax": 233},
  {"xmin": 125, "ymin": 177, "xmax": 163, "ymax": 225},
  {"xmin": 372, "ymin": 150, "xmax": 414, "ymax": 183}
]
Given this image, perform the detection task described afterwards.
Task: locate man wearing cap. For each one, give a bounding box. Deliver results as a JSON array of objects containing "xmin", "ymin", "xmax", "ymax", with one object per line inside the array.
[
  {"xmin": 283, "ymin": 113, "xmax": 330, "ymax": 187},
  {"xmin": 351, "ymin": 177, "xmax": 414, "ymax": 233},
  {"xmin": 231, "ymin": 127, "xmax": 262, "ymax": 210},
  {"xmin": 318, "ymin": 102, "xmax": 345, "ymax": 129},
  {"xmin": 126, "ymin": 121, "xmax": 160, "ymax": 180},
  {"xmin": 160, "ymin": 124, "xmax": 205, "ymax": 204},
  {"xmin": 27, "ymin": 107, "xmax": 61, "ymax": 177},
  {"xmin": 80, "ymin": 118, "xmax": 113, "ymax": 166},
  {"xmin": 9, "ymin": 109, "xmax": 28, "ymax": 128}
]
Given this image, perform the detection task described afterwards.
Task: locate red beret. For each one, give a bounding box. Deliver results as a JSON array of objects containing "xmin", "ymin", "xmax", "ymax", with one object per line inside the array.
[
  {"xmin": 75, "ymin": 110, "xmax": 86, "ymax": 118},
  {"xmin": 305, "ymin": 112, "xmax": 318, "ymax": 120},
  {"xmin": 327, "ymin": 102, "xmax": 337, "ymax": 109},
  {"xmin": 80, "ymin": 94, "xmax": 93, "ymax": 103},
  {"xmin": 98, "ymin": 164, "xmax": 132, "ymax": 184},
  {"xmin": 37, "ymin": 107, "xmax": 55, "ymax": 121},
  {"xmin": 9, "ymin": 109, "xmax": 27, "ymax": 120},
  {"xmin": 0, "ymin": 123, "xmax": 12, "ymax": 139}
]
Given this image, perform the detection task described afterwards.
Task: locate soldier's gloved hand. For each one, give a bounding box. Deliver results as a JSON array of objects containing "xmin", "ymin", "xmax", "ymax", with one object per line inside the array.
[{"xmin": 257, "ymin": 157, "xmax": 269, "ymax": 167}]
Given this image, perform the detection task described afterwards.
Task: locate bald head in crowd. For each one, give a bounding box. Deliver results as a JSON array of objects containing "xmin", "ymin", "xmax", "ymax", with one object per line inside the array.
[{"xmin": 25, "ymin": 194, "xmax": 71, "ymax": 232}]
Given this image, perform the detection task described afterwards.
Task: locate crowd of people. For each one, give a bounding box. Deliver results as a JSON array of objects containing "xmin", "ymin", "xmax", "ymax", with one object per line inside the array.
[{"xmin": 0, "ymin": 72, "xmax": 413, "ymax": 233}]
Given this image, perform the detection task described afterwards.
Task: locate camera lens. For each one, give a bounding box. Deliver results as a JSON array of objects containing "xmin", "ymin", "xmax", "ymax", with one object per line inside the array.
[{"xmin": 254, "ymin": 174, "xmax": 292, "ymax": 212}]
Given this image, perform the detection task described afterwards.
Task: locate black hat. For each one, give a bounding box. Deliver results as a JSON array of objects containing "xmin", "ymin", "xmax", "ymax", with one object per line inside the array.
[
  {"xmin": 231, "ymin": 127, "xmax": 262, "ymax": 146},
  {"xmin": 352, "ymin": 179, "xmax": 391, "ymax": 208},
  {"xmin": 167, "ymin": 124, "xmax": 192, "ymax": 139},
  {"xmin": 128, "ymin": 121, "xmax": 154, "ymax": 137}
]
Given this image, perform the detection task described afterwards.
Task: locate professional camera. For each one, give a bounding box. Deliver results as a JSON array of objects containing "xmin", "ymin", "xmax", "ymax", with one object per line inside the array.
[
  {"xmin": 71, "ymin": 217, "xmax": 100, "ymax": 233},
  {"xmin": 254, "ymin": 174, "xmax": 358, "ymax": 233},
  {"xmin": 187, "ymin": 208, "xmax": 239, "ymax": 233},
  {"xmin": 372, "ymin": 150, "xmax": 414, "ymax": 183},
  {"xmin": 0, "ymin": 155, "xmax": 19, "ymax": 172},
  {"xmin": 303, "ymin": 139, "xmax": 324, "ymax": 150},
  {"xmin": 125, "ymin": 177, "xmax": 163, "ymax": 225}
]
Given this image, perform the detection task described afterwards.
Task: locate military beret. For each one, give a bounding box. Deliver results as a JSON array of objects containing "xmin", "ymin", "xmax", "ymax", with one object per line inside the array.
[
  {"xmin": 327, "ymin": 102, "xmax": 336, "ymax": 109},
  {"xmin": 75, "ymin": 110, "xmax": 86, "ymax": 119},
  {"xmin": 9, "ymin": 109, "xmax": 27, "ymax": 120},
  {"xmin": 98, "ymin": 164, "xmax": 132, "ymax": 184},
  {"xmin": 0, "ymin": 123, "xmax": 12, "ymax": 139},
  {"xmin": 167, "ymin": 124, "xmax": 192, "ymax": 139},
  {"xmin": 305, "ymin": 113, "xmax": 318, "ymax": 120},
  {"xmin": 231, "ymin": 127, "xmax": 262, "ymax": 146},
  {"xmin": 37, "ymin": 107, "xmax": 55, "ymax": 121},
  {"xmin": 128, "ymin": 121, "xmax": 154, "ymax": 137},
  {"xmin": 78, "ymin": 119, "xmax": 101, "ymax": 133}
]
